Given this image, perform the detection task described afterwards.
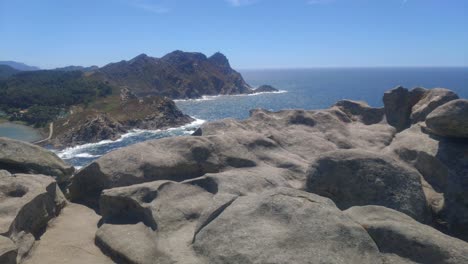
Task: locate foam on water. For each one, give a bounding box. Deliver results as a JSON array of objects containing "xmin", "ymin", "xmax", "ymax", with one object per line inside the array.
[
  {"xmin": 54, "ymin": 118, "xmax": 205, "ymax": 168},
  {"xmin": 173, "ymin": 90, "xmax": 288, "ymax": 102}
]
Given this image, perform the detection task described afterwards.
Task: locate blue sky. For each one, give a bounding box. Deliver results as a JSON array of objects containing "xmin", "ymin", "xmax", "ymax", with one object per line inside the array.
[{"xmin": 1, "ymin": 0, "xmax": 467, "ymax": 69}]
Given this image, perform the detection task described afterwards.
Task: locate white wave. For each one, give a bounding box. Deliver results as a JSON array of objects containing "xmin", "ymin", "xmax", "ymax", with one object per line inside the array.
[
  {"xmin": 247, "ymin": 90, "xmax": 288, "ymax": 96},
  {"xmin": 174, "ymin": 90, "xmax": 287, "ymax": 102},
  {"xmin": 173, "ymin": 96, "xmax": 218, "ymax": 102},
  {"xmin": 74, "ymin": 153, "xmax": 101, "ymax": 158},
  {"xmin": 55, "ymin": 117, "xmax": 206, "ymax": 160}
]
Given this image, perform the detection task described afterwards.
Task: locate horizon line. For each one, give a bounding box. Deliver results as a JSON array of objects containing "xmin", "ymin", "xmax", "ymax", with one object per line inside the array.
[{"xmin": 1, "ymin": 59, "xmax": 467, "ymax": 71}]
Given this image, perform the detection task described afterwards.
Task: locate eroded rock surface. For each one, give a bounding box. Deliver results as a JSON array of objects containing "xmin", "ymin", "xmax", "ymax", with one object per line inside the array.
[
  {"xmin": 410, "ymin": 88, "xmax": 459, "ymax": 123},
  {"xmin": 70, "ymin": 106, "xmax": 396, "ymax": 204},
  {"xmin": 0, "ymin": 173, "xmax": 66, "ymax": 262},
  {"xmin": 306, "ymin": 149, "xmax": 430, "ymax": 222},
  {"xmin": 193, "ymin": 188, "xmax": 382, "ymax": 264},
  {"xmin": 426, "ymin": 99, "xmax": 468, "ymax": 138},
  {"xmin": 345, "ymin": 206, "xmax": 468, "ymax": 264},
  {"xmin": 0, "ymin": 137, "xmax": 74, "ymax": 183},
  {"xmin": 10, "ymin": 86, "xmax": 466, "ymax": 263},
  {"xmin": 0, "ymin": 236, "xmax": 16, "ymax": 264}
]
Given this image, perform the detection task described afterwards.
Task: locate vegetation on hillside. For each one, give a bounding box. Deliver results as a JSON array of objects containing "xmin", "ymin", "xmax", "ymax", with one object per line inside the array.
[
  {"xmin": 0, "ymin": 65, "xmax": 20, "ymax": 79},
  {"xmin": 0, "ymin": 70, "xmax": 113, "ymax": 127}
]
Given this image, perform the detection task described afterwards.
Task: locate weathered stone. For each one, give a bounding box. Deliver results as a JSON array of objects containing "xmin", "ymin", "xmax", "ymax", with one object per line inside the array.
[
  {"xmin": 410, "ymin": 88, "xmax": 459, "ymax": 123},
  {"xmin": 193, "ymin": 188, "xmax": 383, "ymax": 264},
  {"xmin": 384, "ymin": 123, "xmax": 468, "ymax": 241},
  {"xmin": 70, "ymin": 106, "xmax": 398, "ymax": 206},
  {"xmin": 306, "ymin": 149, "xmax": 430, "ymax": 222},
  {"xmin": 0, "ymin": 137, "xmax": 74, "ymax": 183},
  {"xmin": 0, "ymin": 236, "xmax": 16, "ymax": 264},
  {"xmin": 334, "ymin": 99, "xmax": 384, "ymax": 125},
  {"xmin": 383, "ymin": 86, "xmax": 425, "ymax": 131},
  {"xmin": 345, "ymin": 206, "xmax": 468, "ymax": 264},
  {"xmin": 426, "ymin": 99, "xmax": 468, "ymax": 138},
  {"xmin": 0, "ymin": 173, "xmax": 66, "ymax": 261},
  {"xmin": 97, "ymin": 180, "xmax": 216, "ymax": 263},
  {"xmin": 96, "ymin": 223, "xmax": 173, "ymax": 264}
]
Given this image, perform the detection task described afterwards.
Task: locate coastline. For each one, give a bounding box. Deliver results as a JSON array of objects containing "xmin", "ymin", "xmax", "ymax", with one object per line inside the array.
[
  {"xmin": 54, "ymin": 117, "xmax": 205, "ymax": 168},
  {"xmin": 173, "ymin": 90, "xmax": 288, "ymax": 102},
  {"xmin": 0, "ymin": 121, "xmax": 45, "ymax": 142}
]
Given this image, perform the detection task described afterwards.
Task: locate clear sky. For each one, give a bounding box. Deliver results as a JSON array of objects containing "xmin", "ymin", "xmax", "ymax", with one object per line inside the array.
[{"xmin": 1, "ymin": 0, "xmax": 467, "ymax": 69}]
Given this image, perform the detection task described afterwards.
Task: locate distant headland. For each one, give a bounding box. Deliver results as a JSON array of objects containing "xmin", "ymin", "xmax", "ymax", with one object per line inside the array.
[{"xmin": 0, "ymin": 51, "xmax": 279, "ymax": 147}]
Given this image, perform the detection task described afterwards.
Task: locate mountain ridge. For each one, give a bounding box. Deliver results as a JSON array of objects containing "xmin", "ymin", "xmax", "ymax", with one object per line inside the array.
[
  {"xmin": 92, "ymin": 50, "xmax": 273, "ymax": 99},
  {"xmin": 0, "ymin": 61, "xmax": 40, "ymax": 71}
]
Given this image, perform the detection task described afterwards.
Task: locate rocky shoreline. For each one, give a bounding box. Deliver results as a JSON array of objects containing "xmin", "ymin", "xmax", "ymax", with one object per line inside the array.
[
  {"xmin": 49, "ymin": 94, "xmax": 194, "ymax": 148},
  {"xmin": 1, "ymin": 86, "xmax": 468, "ymax": 264}
]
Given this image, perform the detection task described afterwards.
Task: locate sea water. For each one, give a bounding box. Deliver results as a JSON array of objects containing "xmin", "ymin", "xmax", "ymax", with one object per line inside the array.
[
  {"xmin": 0, "ymin": 122, "xmax": 43, "ymax": 142},
  {"xmin": 49, "ymin": 67, "xmax": 468, "ymax": 168}
]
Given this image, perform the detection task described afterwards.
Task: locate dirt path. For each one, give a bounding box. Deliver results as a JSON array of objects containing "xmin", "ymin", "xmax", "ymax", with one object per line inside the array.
[
  {"xmin": 23, "ymin": 203, "xmax": 113, "ymax": 264},
  {"xmin": 33, "ymin": 122, "xmax": 53, "ymax": 144}
]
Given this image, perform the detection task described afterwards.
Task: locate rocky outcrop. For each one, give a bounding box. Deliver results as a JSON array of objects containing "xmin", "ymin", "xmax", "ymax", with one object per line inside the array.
[
  {"xmin": 51, "ymin": 96, "xmax": 193, "ymax": 148},
  {"xmin": 0, "ymin": 137, "xmax": 74, "ymax": 183},
  {"xmin": 1, "ymin": 86, "xmax": 463, "ymax": 263},
  {"xmin": 69, "ymin": 106, "xmax": 397, "ymax": 204},
  {"xmin": 95, "ymin": 51, "xmax": 254, "ymax": 99},
  {"xmin": 252, "ymin": 84, "xmax": 279, "ymax": 93},
  {"xmin": 410, "ymin": 88, "xmax": 459, "ymax": 123},
  {"xmin": 0, "ymin": 173, "xmax": 66, "ymax": 262},
  {"xmin": 306, "ymin": 149, "xmax": 430, "ymax": 222},
  {"xmin": 193, "ymin": 188, "xmax": 382, "ymax": 264},
  {"xmin": 334, "ymin": 100, "xmax": 385, "ymax": 125},
  {"xmin": 96, "ymin": 180, "xmax": 215, "ymax": 263},
  {"xmin": 384, "ymin": 123, "xmax": 468, "ymax": 241},
  {"xmin": 345, "ymin": 206, "xmax": 468, "ymax": 264},
  {"xmin": 383, "ymin": 86, "xmax": 459, "ymax": 131},
  {"xmin": 0, "ymin": 236, "xmax": 16, "ymax": 264},
  {"xmin": 426, "ymin": 99, "xmax": 468, "ymax": 138},
  {"xmin": 96, "ymin": 223, "xmax": 172, "ymax": 264},
  {"xmin": 53, "ymin": 114, "xmax": 127, "ymax": 147},
  {"xmin": 383, "ymin": 86, "xmax": 426, "ymax": 131},
  {"xmin": 119, "ymin": 87, "xmax": 137, "ymax": 102}
]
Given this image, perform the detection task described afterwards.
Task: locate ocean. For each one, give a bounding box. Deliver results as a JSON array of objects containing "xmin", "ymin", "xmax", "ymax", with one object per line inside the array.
[{"xmin": 34, "ymin": 68, "xmax": 468, "ymax": 168}]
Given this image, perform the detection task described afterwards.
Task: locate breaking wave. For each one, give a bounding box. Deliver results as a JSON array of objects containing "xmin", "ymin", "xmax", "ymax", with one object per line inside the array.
[{"xmin": 53, "ymin": 118, "xmax": 205, "ymax": 168}]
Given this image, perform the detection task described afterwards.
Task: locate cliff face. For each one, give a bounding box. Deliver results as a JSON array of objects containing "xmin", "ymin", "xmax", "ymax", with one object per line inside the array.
[{"xmin": 93, "ymin": 51, "xmax": 253, "ymax": 99}]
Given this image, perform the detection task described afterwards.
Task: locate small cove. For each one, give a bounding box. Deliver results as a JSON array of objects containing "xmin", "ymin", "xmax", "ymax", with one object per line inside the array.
[{"xmin": 0, "ymin": 122, "xmax": 43, "ymax": 142}]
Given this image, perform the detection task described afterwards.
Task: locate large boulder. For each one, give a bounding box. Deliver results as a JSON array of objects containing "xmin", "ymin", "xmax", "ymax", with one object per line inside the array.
[
  {"xmin": 70, "ymin": 107, "xmax": 397, "ymax": 206},
  {"xmin": 68, "ymin": 136, "xmax": 222, "ymax": 205},
  {"xmin": 383, "ymin": 86, "xmax": 426, "ymax": 131},
  {"xmin": 0, "ymin": 236, "xmax": 16, "ymax": 264},
  {"xmin": 345, "ymin": 206, "xmax": 468, "ymax": 264},
  {"xmin": 96, "ymin": 223, "xmax": 173, "ymax": 264},
  {"xmin": 410, "ymin": 88, "xmax": 459, "ymax": 123},
  {"xmin": 306, "ymin": 149, "xmax": 430, "ymax": 222},
  {"xmin": 334, "ymin": 100, "xmax": 384, "ymax": 125},
  {"xmin": 426, "ymin": 99, "xmax": 468, "ymax": 138},
  {"xmin": 384, "ymin": 123, "xmax": 468, "ymax": 241},
  {"xmin": 0, "ymin": 137, "xmax": 74, "ymax": 184},
  {"xmin": 97, "ymin": 181, "xmax": 215, "ymax": 263},
  {"xmin": 0, "ymin": 173, "xmax": 66, "ymax": 261},
  {"xmin": 193, "ymin": 188, "xmax": 383, "ymax": 264}
]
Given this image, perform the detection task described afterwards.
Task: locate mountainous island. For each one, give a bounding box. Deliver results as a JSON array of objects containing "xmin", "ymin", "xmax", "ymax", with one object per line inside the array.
[
  {"xmin": 0, "ymin": 51, "xmax": 278, "ymax": 147},
  {"xmin": 0, "ymin": 86, "xmax": 467, "ymax": 264}
]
